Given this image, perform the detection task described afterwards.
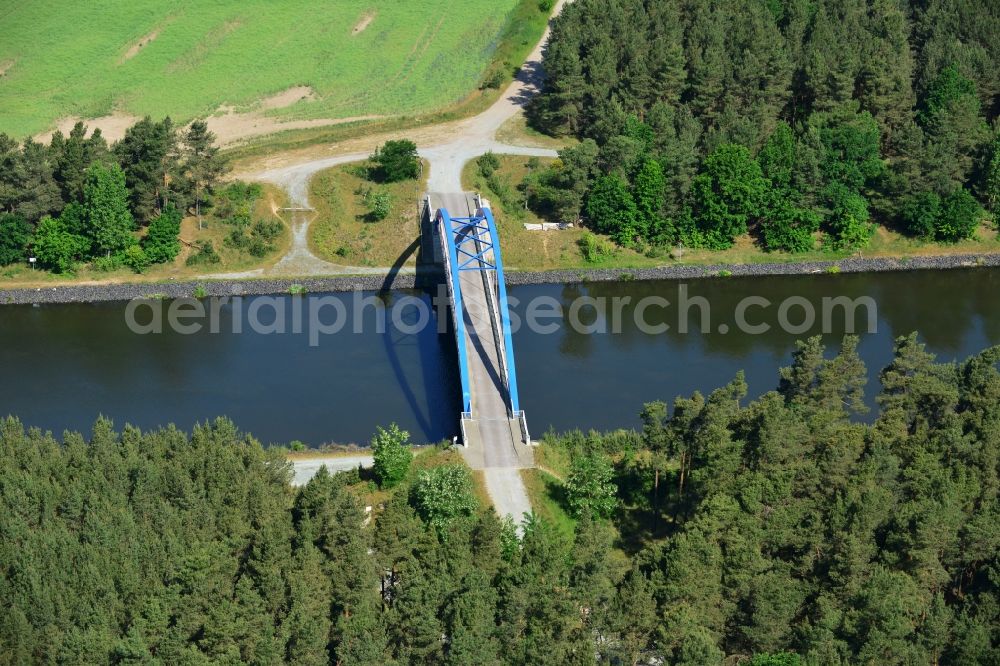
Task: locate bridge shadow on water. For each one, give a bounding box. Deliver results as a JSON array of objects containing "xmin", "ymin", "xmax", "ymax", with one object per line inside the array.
[{"xmin": 378, "ymin": 236, "xmax": 461, "ymax": 443}]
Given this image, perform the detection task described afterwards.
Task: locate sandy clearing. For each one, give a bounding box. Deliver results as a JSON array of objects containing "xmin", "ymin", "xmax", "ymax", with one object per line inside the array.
[
  {"xmin": 259, "ymin": 85, "xmax": 317, "ymax": 111},
  {"xmin": 32, "ymin": 93, "xmax": 380, "ymax": 147},
  {"xmin": 206, "ymin": 112, "xmax": 383, "ymax": 147},
  {"xmin": 351, "ymin": 10, "xmax": 376, "ymax": 35},
  {"xmin": 121, "ymin": 28, "xmax": 161, "ymax": 62},
  {"xmin": 0, "ymin": 59, "xmax": 13, "ymax": 76},
  {"xmin": 204, "ymin": 85, "xmax": 380, "ymax": 147},
  {"xmin": 33, "ymin": 108, "xmax": 382, "ymax": 148},
  {"xmin": 33, "ymin": 111, "xmax": 142, "ymax": 144}
]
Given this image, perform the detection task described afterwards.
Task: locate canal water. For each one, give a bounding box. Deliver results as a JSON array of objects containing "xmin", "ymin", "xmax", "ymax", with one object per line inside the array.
[{"xmin": 1, "ymin": 268, "xmax": 998, "ymax": 445}]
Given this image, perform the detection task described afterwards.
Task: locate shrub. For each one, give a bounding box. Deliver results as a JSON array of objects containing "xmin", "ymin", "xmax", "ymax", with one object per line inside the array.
[
  {"xmin": 225, "ymin": 219, "xmax": 283, "ymax": 257},
  {"xmin": 564, "ymin": 452, "xmax": 618, "ymax": 519},
  {"xmin": 480, "ymin": 67, "xmax": 505, "ymax": 90},
  {"xmin": 364, "ymin": 190, "xmax": 391, "ymax": 221},
  {"xmin": 225, "ymin": 226, "xmax": 249, "ymax": 250},
  {"xmin": 93, "ymin": 254, "xmax": 123, "ymax": 272},
  {"xmin": 123, "ymin": 244, "xmax": 151, "ymax": 273},
  {"xmin": 902, "ymin": 188, "xmax": 981, "ymax": 242},
  {"xmin": 936, "ymin": 188, "xmax": 981, "ymax": 242},
  {"xmin": 248, "ymin": 238, "xmax": 269, "ymax": 257},
  {"xmin": 987, "ymin": 137, "xmax": 1000, "ymax": 226},
  {"xmin": 193, "ymin": 285, "xmax": 207, "ymax": 298},
  {"xmin": 32, "ymin": 216, "xmax": 88, "ymax": 273},
  {"xmin": 578, "ymin": 232, "xmax": 615, "ymax": 263},
  {"xmin": 760, "ymin": 193, "xmax": 820, "ymax": 253},
  {"xmin": 585, "ymin": 173, "xmax": 640, "ymax": 246},
  {"xmin": 901, "ymin": 191, "xmax": 941, "ymax": 239},
  {"xmin": 214, "ymin": 181, "xmax": 262, "ymax": 219},
  {"xmin": 477, "ymin": 151, "xmax": 501, "ymax": 178},
  {"xmin": 185, "ymin": 240, "xmax": 221, "ymax": 266},
  {"xmin": 372, "ymin": 423, "xmax": 413, "ymax": 489},
  {"xmin": 824, "ymin": 183, "xmax": 874, "ymax": 251},
  {"xmin": 252, "ymin": 219, "xmax": 283, "ymax": 242},
  {"xmin": 749, "ymin": 653, "xmax": 803, "ymax": 666},
  {"xmin": 345, "ymin": 163, "xmax": 372, "ymax": 180},
  {"xmin": 685, "ymin": 144, "xmax": 768, "ymax": 250}
]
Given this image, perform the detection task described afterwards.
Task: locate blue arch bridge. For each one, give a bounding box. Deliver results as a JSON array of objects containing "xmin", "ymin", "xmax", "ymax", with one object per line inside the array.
[{"xmin": 425, "ymin": 193, "xmax": 534, "ymax": 471}]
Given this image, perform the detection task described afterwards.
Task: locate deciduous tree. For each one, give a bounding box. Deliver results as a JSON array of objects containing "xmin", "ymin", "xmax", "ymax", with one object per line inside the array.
[
  {"xmin": 372, "ymin": 423, "xmax": 412, "ymax": 489},
  {"xmin": 372, "ymin": 140, "xmax": 420, "ymax": 182},
  {"xmin": 685, "ymin": 144, "xmax": 768, "ymax": 249},
  {"xmin": 84, "ymin": 162, "xmax": 135, "ymax": 257},
  {"xmin": 142, "ymin": 204, "xmax": 182, "ymax": 264},
  {"xmin": 0, "ymin": 213, "xmax": 32, "ymax": 265}
]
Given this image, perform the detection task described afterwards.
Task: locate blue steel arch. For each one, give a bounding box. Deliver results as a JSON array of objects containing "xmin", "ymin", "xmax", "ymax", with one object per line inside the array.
[
  {"xmin": 437, "ymin": 204, "xmax": 521, "ymax": 416},
  {"xmin": 437, "ymin": 208, "xmax": 473, "ymax": 414}
]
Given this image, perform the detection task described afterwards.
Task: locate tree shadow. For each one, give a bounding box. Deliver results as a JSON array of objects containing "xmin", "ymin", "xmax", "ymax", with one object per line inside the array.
[
  {"xmin": 546, "ymin": 474, "xmax": 571, "ymax": 511},
  {"xmin": 612, "ymin": 465, "xmax": 682, "ymax": 555}
]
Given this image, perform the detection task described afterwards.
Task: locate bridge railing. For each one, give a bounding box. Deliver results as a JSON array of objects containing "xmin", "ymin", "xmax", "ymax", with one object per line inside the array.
[
  {"xmin": 514, "ymin": 410, "xmax": 531, "ymax": 445},
  {"xmin": 437, "ymin": 208, "xmax": 473, "ymax": 414},
  {"xmin": 481, "ymin": 206, "xmax": 522, "ymax": 415},
  {"xmin": 470, "ymin": 212, "xmax": 513, "ymax": 415},
  {"xmin": 459, "ymin": 413, "xmax": 472, "ymax": 448}
]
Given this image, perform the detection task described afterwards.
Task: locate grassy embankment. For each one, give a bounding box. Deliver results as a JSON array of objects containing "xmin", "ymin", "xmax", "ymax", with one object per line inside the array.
[
  {"xmin": 1, "ymin": 0, "xmax": 546, "ymax": 140},
  {"xmin": 0, "ymin": 184, "xmax": 290, "ymax": 288},
  {"xmin": 466, "ymin": 155, "xmax": 1000, "ymax": 272},
  {"xmin": 307, "ymin": 160, "xmax": 430, "ymax": 267}
]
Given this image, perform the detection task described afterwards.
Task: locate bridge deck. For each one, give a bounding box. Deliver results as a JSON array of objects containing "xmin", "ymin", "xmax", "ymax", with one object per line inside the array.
[{"xmin": 435, "ymin": 192, "xmax": 532, "ymax": 471}]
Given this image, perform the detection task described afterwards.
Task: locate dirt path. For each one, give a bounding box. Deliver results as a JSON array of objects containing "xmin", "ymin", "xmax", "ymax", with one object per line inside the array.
[{"xmin": 289, "ymin": 455, "xmax": 374, "ymax": 486}]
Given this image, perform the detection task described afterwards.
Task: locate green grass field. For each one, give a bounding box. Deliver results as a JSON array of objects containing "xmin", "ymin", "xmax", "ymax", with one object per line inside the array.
[{"xmin": 0, "ymin": 0, "xmax": 530, "ymax": 138}]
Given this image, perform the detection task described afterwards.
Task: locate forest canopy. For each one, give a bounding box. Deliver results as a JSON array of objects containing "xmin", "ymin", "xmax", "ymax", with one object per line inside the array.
[{"xmin": 526, "ymin": 0, "xmax": 1000, "ymax": 253}]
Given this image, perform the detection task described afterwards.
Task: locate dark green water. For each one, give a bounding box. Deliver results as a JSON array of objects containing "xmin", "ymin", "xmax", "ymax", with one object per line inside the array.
[{"xmin": 1, "ymin": 268, "xmax": 998, "ymax": 445}]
